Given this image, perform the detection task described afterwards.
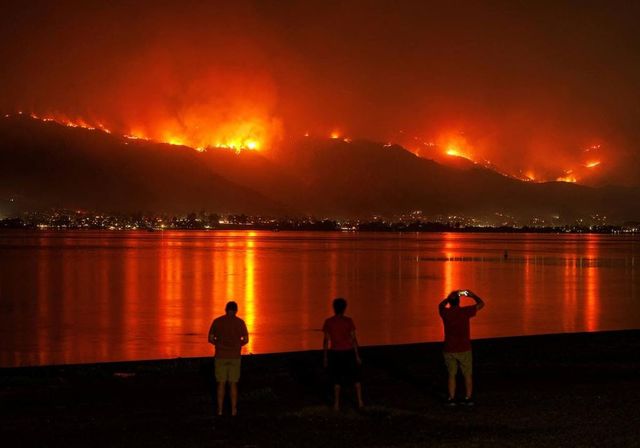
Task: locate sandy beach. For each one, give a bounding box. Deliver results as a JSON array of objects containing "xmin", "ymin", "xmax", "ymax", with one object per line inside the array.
[{"xmin": 2, "ymin": 330, "xmax": 639, "ymax": 447}]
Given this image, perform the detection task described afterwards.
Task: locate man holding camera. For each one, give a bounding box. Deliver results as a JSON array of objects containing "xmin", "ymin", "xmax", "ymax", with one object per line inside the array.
[{"xmin": 438, "ymin": 289, "xmax": 485, "ymax": 406}]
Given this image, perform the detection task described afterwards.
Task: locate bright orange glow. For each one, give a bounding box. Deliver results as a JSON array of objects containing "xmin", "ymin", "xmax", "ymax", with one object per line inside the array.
[
  {"xmin": 556, "ymin": 175, "xmax": 577, "ymax": 183},
  {"xmin": 436, "ymin": 132, "xmax": 475, "ymax": 162},
  {"xmin": 166, "ymin": 137, "xmax": 185, "ymax": 146},
  {"xmin": 23, "ymin": 112, "xmax": 273, "ymax": 154},
  {"xmin": 525, "ymin": 171, "xmax": 536, "ymax": 181},
  {"xmin": 330, "ymin": 131, "xmax": 340, "ymax": 139},
  {"xmin": 445, "ymin": 145, "xmax": 472, "ymax": 161},
  {"xmin": 584, "ymin": 160, "xmax": 601, "ymax": 168}
]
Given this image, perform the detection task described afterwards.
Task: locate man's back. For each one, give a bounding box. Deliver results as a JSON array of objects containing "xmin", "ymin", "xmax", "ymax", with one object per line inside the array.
[
  {"xmin": 323, "ymin": 315, "xmax": 355, "ymax": 351},
  {"xmin": 440, "ymin": 306, "xmax": 477, "ymax": 353},
  {"xmin": 209, "ymin": 314, "xmax": 248, "ymax": 358}
]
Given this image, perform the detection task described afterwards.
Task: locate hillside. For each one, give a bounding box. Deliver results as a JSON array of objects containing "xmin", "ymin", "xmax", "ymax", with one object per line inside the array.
[{"xmin": 2, "ymin": 116, "xmax": 639, "ymax": 222}]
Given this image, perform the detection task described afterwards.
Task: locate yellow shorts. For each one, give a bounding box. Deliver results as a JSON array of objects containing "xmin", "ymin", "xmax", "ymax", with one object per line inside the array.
[
  {"xmin": 215, "ymin": 358, "xmax": 241, "ymax": 383},
  {"xmin": 444, "ymin": 351, "xmax": 472, "ymax": 377}
]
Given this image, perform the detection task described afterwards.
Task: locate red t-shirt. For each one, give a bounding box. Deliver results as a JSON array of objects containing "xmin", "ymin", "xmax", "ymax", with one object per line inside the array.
[
  {"xmin": 440, "ymin": 305, "xmax": 477, "ymax": 353},
  {"xmin": 209, "ymin": 314, "xmax": 249, "ymax": 359},
  {"xmin": 323, "ymin": 315, "xmax": 356, "ymax": 351}
]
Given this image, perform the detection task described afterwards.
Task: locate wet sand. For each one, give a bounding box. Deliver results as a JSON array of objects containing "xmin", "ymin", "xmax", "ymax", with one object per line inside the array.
[{"xmin": 2, "ymin": 330, "xmax": 639, "ymax": 447}]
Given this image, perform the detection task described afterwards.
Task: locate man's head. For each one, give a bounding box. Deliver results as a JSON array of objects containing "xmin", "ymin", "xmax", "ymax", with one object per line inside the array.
[
  {"xmin": 225, "ymin": 301, "xmax": 238, "ymax": 316},
  {"xmin": 447, "ymin": 291, "xmax": 460, "ymax": 307},
  {"xmin": 332, "ymin": 297, "xmax": 347, "ymax": 315}
]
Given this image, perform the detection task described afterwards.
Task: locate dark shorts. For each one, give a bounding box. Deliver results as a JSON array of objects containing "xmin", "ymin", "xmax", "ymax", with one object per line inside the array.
[{"xmin": 329, "ymin": 350, "xmax": 361, "ymax": 386}]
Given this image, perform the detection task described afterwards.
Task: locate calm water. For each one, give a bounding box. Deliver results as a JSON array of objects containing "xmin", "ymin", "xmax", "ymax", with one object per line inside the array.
[{"xmin": 0, "ymin": 230, "xmax": 639, "ymax": 367}]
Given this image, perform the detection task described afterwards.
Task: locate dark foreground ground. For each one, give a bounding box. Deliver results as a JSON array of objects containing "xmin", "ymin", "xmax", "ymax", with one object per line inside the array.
[{"xmin": 2, "ymin": 330, "xmax": 640, "ymax": 447}]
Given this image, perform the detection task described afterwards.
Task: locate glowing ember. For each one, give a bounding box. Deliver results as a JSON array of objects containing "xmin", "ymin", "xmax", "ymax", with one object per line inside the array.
[
  {"xmin": 330, "ymin": 131, "xmax": 340, "ymax": 139},
  {"xmin": 585, "ymin": 160, "xmax": 601, "ymax": 168},
  {"xmin": 124, "ymin": 133, "xmax": 149, "ymax": 141}
]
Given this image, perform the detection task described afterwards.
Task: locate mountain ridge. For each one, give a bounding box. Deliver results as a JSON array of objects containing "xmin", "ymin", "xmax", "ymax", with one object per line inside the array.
[{"xmin": 1, "ymin": 116, "xmax": 639, "ymax": 223}]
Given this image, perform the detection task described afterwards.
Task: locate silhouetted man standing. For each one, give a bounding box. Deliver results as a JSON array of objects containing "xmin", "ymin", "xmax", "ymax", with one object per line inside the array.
[
  {"xmin": 438, "ymin": 290, "xmax": 485, "ymax": 406},
  {"xmin": 208, "ymin": 301, "xmax": 249, "ymax": 416},
  {"xmin": 323, "ymin": 297, "xmax": 364, "ymax": 411}
]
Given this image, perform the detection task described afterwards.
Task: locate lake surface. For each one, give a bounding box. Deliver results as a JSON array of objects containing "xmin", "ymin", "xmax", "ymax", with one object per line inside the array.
[{"xmin": 1, "ymin": 230, "xmax": 639, "ymax": 367}]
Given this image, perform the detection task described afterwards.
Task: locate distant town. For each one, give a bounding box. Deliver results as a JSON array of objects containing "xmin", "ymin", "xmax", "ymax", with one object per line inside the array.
[{"xmin": 0, "ymin": 210, "xmax": 638, "ymax": 234}]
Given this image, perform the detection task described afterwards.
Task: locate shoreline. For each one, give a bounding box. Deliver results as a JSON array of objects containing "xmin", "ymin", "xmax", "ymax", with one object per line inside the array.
[
  {"xmin": 2, "ymin": 329, "xmax": 640, "ymax": 447},
  {"xmin": 1, "ymin": 329, "xmax": 638, "ymax": 373}
]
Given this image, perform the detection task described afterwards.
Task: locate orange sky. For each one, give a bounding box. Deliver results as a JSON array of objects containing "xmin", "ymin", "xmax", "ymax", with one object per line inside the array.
[{"xmin": 1, "ymin": 0, "xmax": 639, "ymax": 185}]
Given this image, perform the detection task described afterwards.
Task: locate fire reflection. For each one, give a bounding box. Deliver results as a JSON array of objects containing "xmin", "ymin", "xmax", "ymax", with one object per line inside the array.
[
  {"xmin": 159, "ymin": 237, "xmax": 184, "ymax": 358},
  {"xmin": 0, "ymin": 231, "xmax": 626, "ymax": 368},
  {"xmin": 123, "ymin": 240, "xmax": 140, "ymax": 361},
  {"xmin": 442, "ymin": 233, "xmax": 457, "ymax": 297},
  {"xmin": 243, "ymin": 233, "xmax": 257, "ymax": 354},
  {"xmin": 562, "ymin": 240, "xmax": 579, "ymax": 331},
  {"xmin": 584, "ymin": 235, "xmax": 600, "ymax": 331}
]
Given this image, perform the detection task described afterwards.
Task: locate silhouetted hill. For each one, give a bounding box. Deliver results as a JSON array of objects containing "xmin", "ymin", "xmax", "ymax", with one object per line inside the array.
[
  {"xmin": 2, "ymin": 117, "xmax": 639, "ymax": 222},
  {"xmin": 0, "ymin": 116, "xmax": 286, "ymax": 214},
  {"xmin": 272, "ymin": 138, "xmax": 640, "ymax": 221}
]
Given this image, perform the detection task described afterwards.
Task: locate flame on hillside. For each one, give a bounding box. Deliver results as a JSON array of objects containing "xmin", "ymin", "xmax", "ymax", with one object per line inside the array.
[
  {"xmin": 397, "ymin": 129, "xmax": 611, "ymax": 185},
  {"xmin": 12, "ymin": 112, "xmax": 277, "ymax": 154}
]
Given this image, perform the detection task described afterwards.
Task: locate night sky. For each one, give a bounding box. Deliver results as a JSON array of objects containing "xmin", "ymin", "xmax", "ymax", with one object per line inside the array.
[{"xmin": 1, "ymin": 0, "xmax": 639, "ymax": 185}]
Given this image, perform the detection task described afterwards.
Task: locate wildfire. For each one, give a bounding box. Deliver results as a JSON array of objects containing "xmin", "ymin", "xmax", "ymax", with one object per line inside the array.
[
  {"xmin": 585, "ymin": 160, "xmax": 601, "ymax": 168},
  {"xmin": 445, "ymin": 145, "xmax": 474, "ymax": 162},
  {"xmin": 15, "ymin": 112, "xmax": 270, "ymax": 154},
  {"xmin": 330, "ymin": 131, "xmax": 341, "ymax": 139},
  {"xmin": 557, "ymin": 169, "xmax": 577, "ymax": 183}
]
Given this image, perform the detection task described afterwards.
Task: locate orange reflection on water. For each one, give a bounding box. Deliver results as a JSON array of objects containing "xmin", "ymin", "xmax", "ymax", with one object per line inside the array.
[
  {"xmin": 584, "ymin": 235, "xmax": 600, "ymax": 331},
  {"xmin": 1, "ymin": 231, "xmax": 634, "ymax": 368},
  {"xmin": 442, "ymin": 233, "xmax": 457, "ymax": 297},
  {"xmin": 243, "ymin": 233, "xmax": 257, "ymax": 354},
  {"xmin": 562, "ymin": 240, "xmax": 579, "ymax": 332},
  {"xmin": 159, "ymin": 238, "xmax": 184, "ymax": 358}
]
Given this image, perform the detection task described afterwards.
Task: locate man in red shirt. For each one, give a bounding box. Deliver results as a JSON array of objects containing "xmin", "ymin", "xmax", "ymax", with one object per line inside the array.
[
  {"xmin": 438, "ymin": 289, "xmax": 485, "ymax": 406},
  {"xmin": 323, "ymin": 297, "xmax": 364, "ymax": 411},
  {"xmin": 208, "ymin": 301, "xmax": 249, "ymax": 416}
]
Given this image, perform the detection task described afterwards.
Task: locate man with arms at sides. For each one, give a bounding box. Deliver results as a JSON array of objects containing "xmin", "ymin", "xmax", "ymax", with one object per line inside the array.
[
  {"xmin": 438, "ymin": 289, "xmax": 485, "ymax": 406},
  {"xmin": 323, "ymin": 297, "xmax": 364, "ymax": 411},
  {"xmin": 208, "ymin": 301, "xmax": 249, "ymax": 416}
]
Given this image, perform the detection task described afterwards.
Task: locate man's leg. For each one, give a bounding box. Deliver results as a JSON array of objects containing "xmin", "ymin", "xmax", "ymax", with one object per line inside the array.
[
  {"xmin": 444, "ymin": 352, "xmax": 458, "ymax": 400},
  {"xmin": 230, "ymin": 382, "xmax": 238, "ymax": 416},
  {"xmin": 448, "ymin": 375, "xmax": 457, "ymax": 399},
  {"xmin": 216, "ymin": 381, "xmax": 226, "ymax": 415},
  {"xmin": 459, "ymin": 351, "xmax": 474, "ymax": 403},
  {"xmin": 227, "ymin": 358, "xmax": 241, "ymax": 416},
  {"xmin": 464, "ymin": 373, "xmax": 473, "ymax": 399},
  {"xmin": 333, "ymin": 384, "xmax": 341, "ymax": 411},
  {"xmin": 355, "ymin": 382, "xmax": 364, "ymax": 408}
]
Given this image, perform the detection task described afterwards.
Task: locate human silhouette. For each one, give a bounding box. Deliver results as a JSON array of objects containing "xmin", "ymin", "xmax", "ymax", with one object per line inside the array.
[
  {"xmin": 322, "ymin": 297, "xmax": 364, "ymax": 410},
  {"xmin": 438, "ymin": 290, "xmax": 485, "ymax": 406},
  {"xmin": 208, "ymin": 301, "xmax": 249, "ymax": 416}
]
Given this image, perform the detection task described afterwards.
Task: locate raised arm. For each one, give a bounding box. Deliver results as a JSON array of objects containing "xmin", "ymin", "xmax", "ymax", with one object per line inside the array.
[
  {"xmin": 438, "ymin": 297, "xmax": 449, "ymax": 316},
  {"xmin": 468, "ymin": 290, "xmax": 485, "ymax": 311}
]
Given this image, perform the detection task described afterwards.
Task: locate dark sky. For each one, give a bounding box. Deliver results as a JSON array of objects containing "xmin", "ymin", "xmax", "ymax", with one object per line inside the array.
[{"xmin": 1, "ymin": 0, "xmax": 639, "ymax": 184}]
